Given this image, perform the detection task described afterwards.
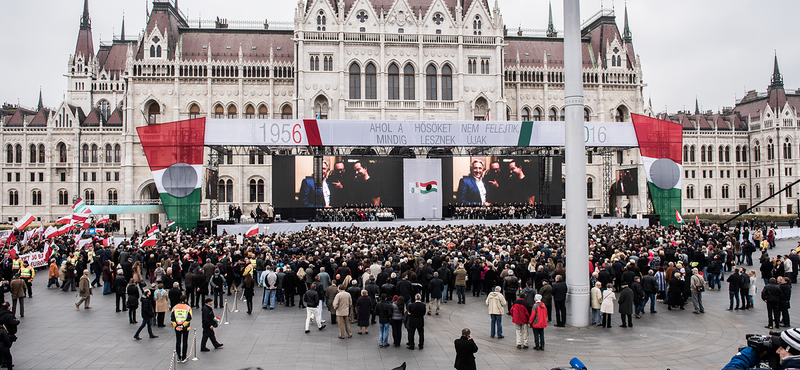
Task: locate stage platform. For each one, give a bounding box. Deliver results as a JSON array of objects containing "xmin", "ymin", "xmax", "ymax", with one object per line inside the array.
[{"xmin": 215, "ymin": 217, "xmax": 649, "ymax": 235}]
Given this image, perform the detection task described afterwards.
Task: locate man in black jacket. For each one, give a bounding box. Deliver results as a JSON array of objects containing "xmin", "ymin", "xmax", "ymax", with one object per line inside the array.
[
  {"xmin": 303, "ymin": 283, "xmax": 325, "ymax": 333},
  {"xmin": 727, "ymin": 269, "xmax": 742, "ymax": 310},
  {"xmin": 454, "ymin": 328, "xmax": 478, "ymax": 370},
  {"xmin": 200, "ymin": 298, "xmax": 223, "ymax": 351},
  {"xmin": 641, "ymin": 270, "xmax": 658, "ymax": 313},
  {"xmin": 407, "ymin": 294, "xmax": 426, "ymax": 350},
  {"xmin": 779, "ymin": 277, "xmax": 792, "ymax": 327},
  {"xmin": 114, "ymin": 271, "xmax": 127, "ymax": 312},
  {"xmin": 133, "ymin": 289, "xmax": 158, "ymax": 340},
  {"xmin": 762, "ymin": 278, "xmax": 783, "ymax": 329},
  {"xmin": 375, "ymin": 294, "xmax": 393, "ymax": 348},
  {"xmin": 551, "ymin": 275, "xmax": 567, "ymax": 327},
  {"xmin": 631, "ymin": 276, "xmax": 646, "ymax": 318},
  {"xmin": 428, "ymin": 273, "xmax": 444, "ymax": 316}
]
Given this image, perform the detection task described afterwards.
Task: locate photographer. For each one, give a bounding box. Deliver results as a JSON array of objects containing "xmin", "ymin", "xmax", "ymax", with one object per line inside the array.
[{"xmin": 723, "ymin": 328, "xmax": 800, "ymax": 369}]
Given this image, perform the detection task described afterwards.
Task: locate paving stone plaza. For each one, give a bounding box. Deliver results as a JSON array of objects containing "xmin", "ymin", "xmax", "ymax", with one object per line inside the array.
[{"xmin": 7, "ymin": 237, "xmax": 796, "ymax": 370}]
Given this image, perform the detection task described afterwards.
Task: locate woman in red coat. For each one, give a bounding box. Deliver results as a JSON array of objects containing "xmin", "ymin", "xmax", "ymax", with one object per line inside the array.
[{"xmin": 529, "ymin": 294, "xmax": 548, "ymax": 351}]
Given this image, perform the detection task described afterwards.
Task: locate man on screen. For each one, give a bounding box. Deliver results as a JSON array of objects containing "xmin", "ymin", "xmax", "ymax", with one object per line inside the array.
[
  {"xmin": 328, "ymin": 162, "xmax": 347, "ymax": 207},
  {"xmin": 299, "ymin": 161, "xmax": 332, "ymax": 207},
  {"xmin": 352, "ymin": 161, "xmax": 380, "ymax": 206},
  {"xmin": 506, "ymin": 160, "xmax": 536, "ymax": 204},
  {"xmin": 456, "ymin": 160, "xmax": 490, "ymax": 206},
  {"xmin": 483, "ymin": 161, "xmax": 503, "ymax": 204}
]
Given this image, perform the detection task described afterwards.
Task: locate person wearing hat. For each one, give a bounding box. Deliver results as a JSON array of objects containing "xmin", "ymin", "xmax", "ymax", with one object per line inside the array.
[
  {"xmin": 529, "ymin": 294, "xmax": 547, "ymax": 351},
  {"xmin": 133, "ymin": 289, "xmax": 157, "ymax": 340},
  {"xmin": 200, "ymin": 297, "xmax": 223, "ymax": 351},
  {"xmin": 723, "ymin": 327, "xmax": 800, "ymax": 369}
]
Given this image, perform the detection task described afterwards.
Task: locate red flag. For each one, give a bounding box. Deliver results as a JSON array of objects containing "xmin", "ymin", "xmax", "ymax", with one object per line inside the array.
[
  {"xmin": 141, "ymin": 235, "xmax": 158, "ymax": 247},
  {"xmin": 675, "ymin": 209, "xmax": 683, "ymax": 224},
  {"xmin": 14, "ymin": 213, "xmax": 36, "ymax": 230},
  {"xmin": 44, "ymin": 226, "xmax": 59, "ymax": 239},
  {"xmin": 695, "ymin": 215, "xmax": 700, "ymax": 227},
  {"xmin": 55, "ymin": 215, "xmax": 72, "ymax": 224},
  {"xmin": 245, "ymin": 225, "xmax": 259, "ymax": 237},
  {"xmin": 96, "ymin": 215, "xmax": 110, "ymax": 225},
  {"xmin": 146, "ymin": 224, "xmax": 160, "ymax": 236}
]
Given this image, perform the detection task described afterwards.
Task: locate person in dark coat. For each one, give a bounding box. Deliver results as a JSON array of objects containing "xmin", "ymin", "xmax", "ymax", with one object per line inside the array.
[
  {"xmin": 0, "ymin": 320, "xmax": 12, "ymax": 370},
  {"xmin": 406, "ymin": 294, "xmax": 426, "ymax": 350},
  {"xmin": 551, "ymin": 275, "xmax": 567, "ymax": 327},
  {"xmin": 200, "ymin": 298, "xmax": 223, "ymax": 351},
  {"xmin": 631, "ymin": 276, "xmax": 646, "ymax": 318},
  {"xmin": 114, "ymin": 270, "xmax": 127, "ymax": 312},
  {"xmin": 617, "ymin": 283, "xmax": 634, "ymax": 328},
  {"xmin": 283, "ymin": 268, "xmax": 298, "ymax": 307},
  {"xmin": 242, "ymin": 274, "xmax": 255, "ymax": 314},
  {"xmin": 194, "ymin": 268, "xmax": 208, "ymax": 308},
  {"xmin": 133, "ymin": 289, "xmax": 158, "ymax": 340},
  {"xmin": 727, "ymin": 269, "xmax": 742, "ymax": 310},
  {"xmin": 168, "ymin": 282, "xmax": 183, "ymax": 309},
  {"xmin": 126, "ymin": 279, "xmax": 140, "ymax": 323},
  {"xmin": 454, "ymin": 328, "xmax": 478, "ymax": 370},
  {"xmin": 667, "ymin": 272, "xmax": 685, "ymax": 310},
  {"xmin": 356, "ymin": 290, "xmax": 372, "ymax": 334}
]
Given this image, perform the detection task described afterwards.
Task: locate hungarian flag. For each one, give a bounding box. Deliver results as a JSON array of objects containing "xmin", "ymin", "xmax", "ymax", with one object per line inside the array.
[
  {"xmin": 74, "ymin": 230, "xmax": 84, "ymax": 244},
  {"xmin": 146, "ymin": 224, "xmax": 160, "ymax": 236},
  {"xmin": 103, "ymin": 235, "xmax": 114, "ymax": 247},
  {"xmin": 675, "ymin": 209, "xmax": 683, "ymax": 223},
  {"xmin": 72, "ymin": 198, "xmax": 91, "ymax": 214},
  {"xmin": 137, "ymin": 118, "xmax": 206, "ymax": 230},
  {"xmin": 14, "ymin": 213, "xmax": 36, "ymax": 230},
  {"xmin": 44, "ymin": 226, "xmax": 59, "ymax": 239},
  {"xmin": 245, "ymin": 225, "xmax": 259, "ymax": 237},
  {"xmin": 56, "ymin": 223, "xmax": 75, "ymax": 237},
  {"xmin": 167, "ymin": 220, "xmax": 176, "ymax": 228},
  {"xmin": 615, "ymin": 206, "xmax": 622, "ymax": 216},
  {"xmin": 55, "ymin": 215, "xmax": 72, "ymax": 224},
  {"xmin": 419, "ymin": 181, "xmax": 438, "ymax": 194},
  {"xmin": 141, "ymin": 235, "xmax": 158, "ymax": 247},
  {"xmin": 72, "ymin": 209, "xmax": 91, "ymax": 225},
  {"xmin": 95, "ymin": 215, "xmax": 110, "ymax": 225},
  {"xmin": 695, "ymin": 215, "xmax": 701, "ymax": 227},
  {"xmin": 77, "ymin": 238, "xmax": 93, "ymax": 250},
  {"xmin": 632, "ymin": 114, "xmax": 682, "ymax": 226}
]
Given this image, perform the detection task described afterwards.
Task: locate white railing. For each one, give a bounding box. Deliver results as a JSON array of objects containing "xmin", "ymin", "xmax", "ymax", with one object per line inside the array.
[
  {"xmin": 424, "ymin": 101, "xmax": 456, "ymax": 109},
  {"xmin": 344, "ymin": 32, "xmax": 381, "ymax": 42},
  {"xmin": 385, "ymin": 34, "xmax": 419, "ymax": 43},
  {"xmin": 386, "ymin": 101, "xmax": 419, "ymax": 109},
  {"xmin": 304, "ymin": 32, "xmax": 339, "ymax": 41}
]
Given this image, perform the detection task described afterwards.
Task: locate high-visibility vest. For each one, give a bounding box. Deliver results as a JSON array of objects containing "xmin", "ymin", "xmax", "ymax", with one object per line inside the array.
[
  {"xmin": 11, "ymin": 260, "xmax": 20, "ymax": 270},
  {"xmin": 172, "ymin": 304, "xmax": 191, "ymax": 329},
  {"xmin": 250, "ymin": 259, "xmax": 257, "ymax": 268},
  {"xmin": 20, "ymin": 267, "xmax": 32, "ymax": 279}
]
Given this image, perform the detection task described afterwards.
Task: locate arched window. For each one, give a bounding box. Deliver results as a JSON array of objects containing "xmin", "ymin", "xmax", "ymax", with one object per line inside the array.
[
  {"xmin": 91, "ymin": 144, "xmax": 98, "ymax": 163},
  {"xmin": 29, "ymin": 144, "xmax": 36, "ymax": 164},
  {"xmin": 156, "ymin": 45, "xmax": 162, "ymax": 58},
  {"xmin": 58, "ymin": 143, "xmax": 67, "ymax": 163},
  {"xmin": 742, "ymin": 145, "xmax": 747, "ymax": 161},
  {"xmin": 114, "ymin": 144, "xmax": 121, "ymax": 163},
  {"xmin": 700, "ymin": 145, "xmax": 706, "ymax": 162},
  {"xmin": 387, "ymin": 64, "xmax": 399, "ymax": 100},
  {"xmin": 316, "ymin": 10, "xmax": 326, "ymax": 31},
  {"xmin": 98, "ymin": 100, "xmax": 111, "ymax": 122},
  {"xmin": 426, "ymin": 65, "xmax": 437, "ymax": 100},
  {"xmin": 5, "ymin": 145, "xmax": 12, "ymax": 164},
  {"xmin": 365, "ymin": 63, "xmax": 377, "ymax": 100},
  {"xmin": 31, "ymin": 190, "xmax": 42, "ymax": 206},
  {"xmin": 785, "ymin": 139, "xmax": 793, "ymax": 159},
  {"xmin": 349, "ymin": 64, "xmax": 361, "ymax": 99},
  {"xmin": 473, "ymin": 15, "xmax": 482, "ymax": 35},
  {"xmin": 549, "ymin": 108, "xmax": 557, "ymax": 121},
  {"xmin": 769, "ymin": 183, "xmax": 775, "ymax": 196},
  {"xmin": 739, "ymin": 184, "xmax": 747, "ymax": 198},
  {"xmin": 14, "ymin": 144, "xmax": 21, "ymax": 164},
  {"xmin": 615, "ymin": 106, "xmax": 627, "ymax": 122},
  {"xmin": 559, "ymin": 108, "xmax": 565, "ymax": 121},
  {"xmin": 587, "ymin": 178, "xmax": 593, "ymax": 199},
  {"xmin": 441, "ymin": 65, "xmax": 453, "ymax": 101},
  {"xmin": 38, "ymin": 144, "xmax": 45, "ymax": 163},
  {"xmin": 703, "ymin": 185, "xmax": 712, "ymax": 199},
  {"xmin": 281, "ymin": 105, "xmax": 292, "ymax": 119},
  {"xmin": 150, "ymin": 45, "xmax": 155, "ymax": 58},
  {"xmin": 147, "ymin": 102, "xmax": 160, "ymax": 124},
  {"xmin": 403, "ymin": 65, "xmax": 415, "ymax": 100},
  {"xmin": 755, "ymin": 184, "xmax": 761, "ymax": 199},
  {"xmin": 722, "ymin": 185, "xmax": 730, "ymax": 199},
  {"xmin": 706, "ymin": 145, "xmax": 713, "ymax": 162},
  {"xmin": 521, "ymin": 108, "xmax": 530, "ymax": 121},
  {"xmin": 227, "ymin": 105, "xmax": 237, "ymax": 119},
  {"xmin": 683, "ymin": 145, "xmax": 689, "ymax": 163},
  {"xmin": 584, "ymin": 108, "xmax": 590, "ymax": 122},
  {"xmin": 245, "ymin": 104, "xmax": 255, "ymax": 119},
  {"xmin": 189, "ymin": 104, "xmax": 201, "ymax": 119},
  {"xmin": 214, "ymin": 104, "xmax": 224, "ymax": 119},
  {"xmin": 690, "ymin": 145, "xmax": 696, "ymax": 162},
  {"xmin": 107, "ymin": 189, "xmax": 118, "ymax": 205},
  {"xmin": 84, "ymin": 189, "xmax": 95, "ymax": 203},
  {"xmin": 532, "ymin": 108, "xmax": 542, "ymax": 121},
  {"xmin": 725, "ymin": 145, "xmax": 731, "ymax": 162},
  {"xmin": 8, "ymin": 190, "xmax": 18, "ymax": 206},
  {"xmin": 474, "ymin": 98, "xmax": 488, "ymax": 121},
  {"xmin": 754, "ymin": 142, "xmax": 760, "ymax": 162},
  {"xmin": 217, "ymin": 179, "xmax": 233, "ymax": 203},
  {"xmin": 105, "ymin": 144, "xmax": 113, "ymax": 163},
  {"xmin": 58, "ymin": 190, "xmax": 69, "ymax": 205},
  {"xmin": 686, "ymin": 185, "xmax": 694, "ymax": 199},
  {"xmin": 719, "ymin": 146, "xmax": 724, "ymax": 163},
  {"xmin": 735, "ymin": 145, "xmax": 741, "ymax": 162},
  {"xmin": 258, "ymin": 105, "xmax": 268, "ymax": 119},
  {"xmin": 82, "ymin": 144, "xmax": 89, "ymax": 163},
  {"xmin": 249, "ymin": 179, "xmax": 265, "ymax": 202}
]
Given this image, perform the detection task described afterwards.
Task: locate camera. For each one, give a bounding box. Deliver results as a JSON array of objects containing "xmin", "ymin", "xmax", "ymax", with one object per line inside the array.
[{"xmin": 743, "ymin": 333, "xmax": 787, "ymax": 370}]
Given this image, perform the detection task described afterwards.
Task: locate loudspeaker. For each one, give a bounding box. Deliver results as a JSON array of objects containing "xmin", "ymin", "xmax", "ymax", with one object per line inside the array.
[
  {"xmin": 313, "ymin": 156, "xmax": 324, "ymax": 186},
  {"xmin": 593, "ymin": 215, "xmax": 601, "ymax": 219}
]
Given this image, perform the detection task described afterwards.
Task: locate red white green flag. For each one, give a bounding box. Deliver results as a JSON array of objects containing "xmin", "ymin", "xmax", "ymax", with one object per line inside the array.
[
  {"xmin": 675, "ymin": 209, "xmax": 683, "ymax": 223},
  {"xmin": 632, "ymin": 114, "xmax": 683, "ymax": 226}
]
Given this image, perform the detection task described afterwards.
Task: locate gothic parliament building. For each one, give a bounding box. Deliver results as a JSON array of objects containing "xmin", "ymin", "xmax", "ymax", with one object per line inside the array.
[{"xmin": 1, "ymin": 0, "xmax": 796, "ymax": 231}]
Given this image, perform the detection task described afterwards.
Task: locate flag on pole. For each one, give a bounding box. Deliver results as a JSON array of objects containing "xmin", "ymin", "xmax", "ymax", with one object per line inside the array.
[
  {"xmin": 71, "ymin": 210, "xmax": 90, "ymax": 225},
  {"xmin": 615, "ymin": 206, "xmax": 621, "ymax": 216},
  {"xmin": 56, "ymin": 223, "xmax": 75, "ymax": 237},
  {"xmin": 167, "ymin": 220, "xmax": 176, "ymax": 228},
  {"xmin": 141, "ymin": 235, "xmax": 158, "ymax": 247},
  {"xmin": 675, "ymin": 209, "xmax": 683, "ymax": 223},
  {"xmin": 55, "ymin": 215, "xmax": 72, "ymax": 224},
  {"xmin": 632, "ymin": 114, "xmax": 683, "ymax": 226},
  {"xmin": 96, "ymin": 215, "xmax": 110, "ymax": 225},
  {"xmin": 245, "ymin": 225, "xmax": 259, "ymax": 237},
  {"xmin": 103, "ymin": 235, "xmax": 114, "ymax": 247},
  {"xmin": 74, "ymin": 230, "xmax": 84, "ymax": 244},
  {"xmin": 146, "ymin": 224, "xmax": 160, "ymax": 236},
  {"xmin": 78, "ymin": 238, "xmax": 93, "ymax": 250},
  {"xmin": 72, "ymin": 198, "xmax": 91, "ymax": 214},
  {"xmin": 44, "ymin": 226, "xmax": 59, "ymax": 239},
  {"xmin": 13, "ymin": 213, "xmax": 36, "ymax": 230},
  {"xmin": 695, "ymin": 215, "xmax": 701, "ymax": 227}
]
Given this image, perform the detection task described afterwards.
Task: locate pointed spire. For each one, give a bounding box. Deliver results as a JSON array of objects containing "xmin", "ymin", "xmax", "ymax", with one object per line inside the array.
[
  {"xmin": 771, "ymin": 52, "xmax": 784, "ymax": 88},
  {"xmin": 623, "ymin": 2, "xmax": 632, "ymax": 43},
  {"xmin": 120, "ymin": 15, "xmax": 126, "ymax": 41},
  {"xmin": 80, "ymin": 0, "xmax": 91, "ymax": 28},
  {"xmin": 546, "ymin": 1, "xmax": 557, "ymax": 37},
  {"xmin": 37, "ymin": 88, "xmax": 43, "ymax": 111},
  {"xmin": 695, "ymin": 97, "xmax": 700, "ymax": 115}
]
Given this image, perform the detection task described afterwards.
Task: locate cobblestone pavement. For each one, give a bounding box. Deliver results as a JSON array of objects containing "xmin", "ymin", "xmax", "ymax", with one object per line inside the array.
[{"xmin": 10, "ymin": 239, "xmax": 800, "ymax": 370}]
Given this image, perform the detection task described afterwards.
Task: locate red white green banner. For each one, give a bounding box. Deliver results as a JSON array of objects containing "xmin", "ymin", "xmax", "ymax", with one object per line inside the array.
[{"xmin": 632, "ymin": 114, "xmax": 683, "ymax": 226}]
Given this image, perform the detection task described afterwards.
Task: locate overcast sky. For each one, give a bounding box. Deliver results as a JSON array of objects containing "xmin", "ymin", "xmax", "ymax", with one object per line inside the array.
[{"xmin": 1, "ymin": 0, "xmax": 797, "ymax": 115}]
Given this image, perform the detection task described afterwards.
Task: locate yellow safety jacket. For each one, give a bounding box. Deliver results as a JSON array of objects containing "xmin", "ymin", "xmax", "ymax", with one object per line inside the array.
[
  {"xmin": 11, "ymin": 259, "xmax": 21, "ymax": 270},
  {"xmin": 171, "ymin": 304, "xmax": 192, "ymax": 331},
  {"xmin": 20, "ymin": 267, "xmax": 33, "ymax": 279}
]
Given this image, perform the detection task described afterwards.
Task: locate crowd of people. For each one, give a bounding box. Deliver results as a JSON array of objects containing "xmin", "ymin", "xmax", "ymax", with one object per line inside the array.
[
  {"xmin": 314, "ymin": 206, "xmax": 396, "ymax": 222},
  {"xmin": 448, "ymin": 203, "xmax": 540, "ymax": 220},
  {"xmin": 1, "ymin": 216, "xmax": 799, "ymax": 368}
]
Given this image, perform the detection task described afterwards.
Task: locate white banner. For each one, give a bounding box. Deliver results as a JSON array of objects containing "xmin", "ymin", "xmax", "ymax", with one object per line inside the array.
[
  {"xmin": 19, "ymin": 250, "xmax": 52, "ymax": 269},
  {"xmin": 403, "ymin": 159, "xmax": 442, "ymax": 219}
]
